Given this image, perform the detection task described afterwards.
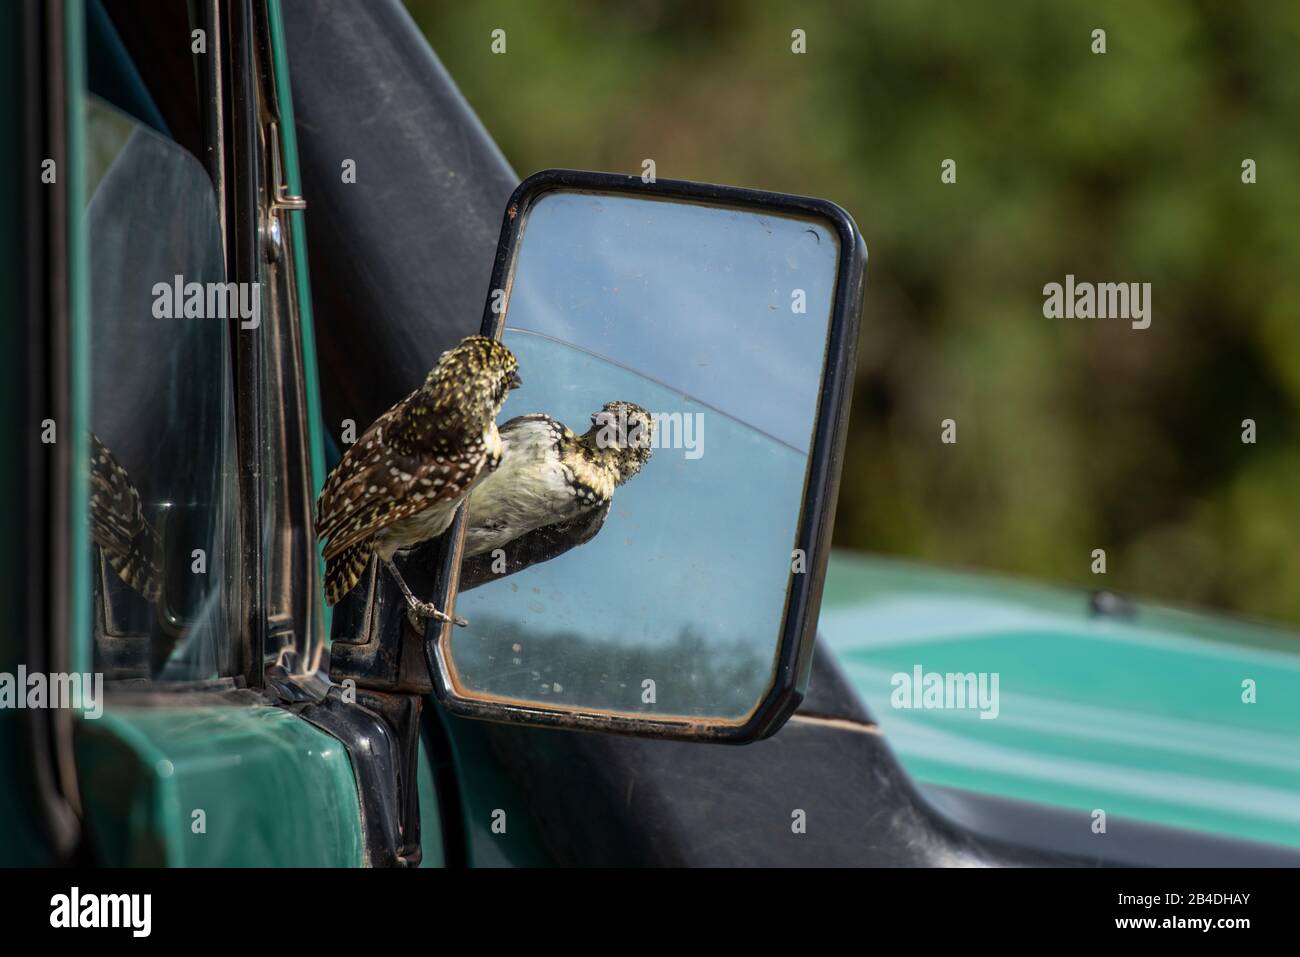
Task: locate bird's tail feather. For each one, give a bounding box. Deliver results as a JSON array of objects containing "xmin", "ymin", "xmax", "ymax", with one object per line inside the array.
[
  {"xmin": 325, "ymin": 539, "xmax": 373, "ymax": 606},
  {"xmin": 103, "ymin": 526, "xmax": 164, "ymax": 604}
]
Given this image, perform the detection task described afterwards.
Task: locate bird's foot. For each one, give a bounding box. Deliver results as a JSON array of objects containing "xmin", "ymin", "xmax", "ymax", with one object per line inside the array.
[
  {"xmin": 405, "ymin": 599, "xmax": 468, "ymax": 631},
  {"xmin": 382, "ymin": 556, "xmax": 468, "ymax": 629}
]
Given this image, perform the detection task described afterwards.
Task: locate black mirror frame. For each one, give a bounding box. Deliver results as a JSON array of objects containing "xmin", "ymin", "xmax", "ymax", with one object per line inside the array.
[{"xmin": 424, "ymin": 168, "xmax": 867, "ymax": 743}]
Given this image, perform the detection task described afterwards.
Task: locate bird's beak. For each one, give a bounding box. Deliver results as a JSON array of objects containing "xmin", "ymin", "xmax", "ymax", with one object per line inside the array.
[{"xmin": 509, "ymin": 370, "xmax": 523, "ymax": 390}]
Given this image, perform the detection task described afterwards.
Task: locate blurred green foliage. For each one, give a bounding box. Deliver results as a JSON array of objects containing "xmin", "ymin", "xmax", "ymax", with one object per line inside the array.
[{"xmin": 407, "ymin": 0, "xmax": 1300, "ymax": 626}]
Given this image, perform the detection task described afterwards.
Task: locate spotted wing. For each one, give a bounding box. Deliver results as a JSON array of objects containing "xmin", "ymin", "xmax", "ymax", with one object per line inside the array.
[
  {"xmin": 315, "ymin": 393, "xmax": 486, "ymax": 562},
  {"xmin": 460, "ymin": 499, "xmax": 612, "ymax": 591},
  {"xmin": 89, "ymin": 432, "xmax": 163, "ymax": 602}
]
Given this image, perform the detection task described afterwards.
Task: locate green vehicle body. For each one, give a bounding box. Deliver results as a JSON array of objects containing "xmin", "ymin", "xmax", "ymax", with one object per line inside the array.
[
  {"xmin": 3, "ymin": 0, "xmax": 1296, "ymax": 867},
  {"xmin": 821, "ymin": 552, "xmax": 1300, "ymax": 852}
]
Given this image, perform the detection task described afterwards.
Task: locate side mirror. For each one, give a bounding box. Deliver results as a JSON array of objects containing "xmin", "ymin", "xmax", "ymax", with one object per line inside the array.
[{"xmin": 427, "ymin": 170, "xmax": 866, "ymax": 742}]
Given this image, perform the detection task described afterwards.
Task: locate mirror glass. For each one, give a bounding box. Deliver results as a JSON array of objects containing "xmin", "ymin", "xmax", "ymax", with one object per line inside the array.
[{"xmin": 449, "ymin": 190, "xmax": 841, "ymax": 724}]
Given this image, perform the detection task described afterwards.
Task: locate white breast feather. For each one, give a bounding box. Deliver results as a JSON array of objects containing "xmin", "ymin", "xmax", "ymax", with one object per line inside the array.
[{"xmin": 463, "ymin": 416, "xmax": 590, "ymax": 557}]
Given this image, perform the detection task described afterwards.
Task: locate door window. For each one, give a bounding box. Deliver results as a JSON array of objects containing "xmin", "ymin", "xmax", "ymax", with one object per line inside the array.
[{"xmin": 85, "ymin": 97, "xmax": 240, "ymax": 680}]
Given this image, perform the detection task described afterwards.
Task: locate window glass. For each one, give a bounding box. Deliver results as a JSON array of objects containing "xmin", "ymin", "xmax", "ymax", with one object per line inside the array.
[{"xmin": 85, "ymin": 96, "xmax": 240, "ymax": 680}]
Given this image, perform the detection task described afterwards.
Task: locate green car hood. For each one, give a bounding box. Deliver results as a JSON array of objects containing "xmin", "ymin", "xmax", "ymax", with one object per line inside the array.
[{"xmin": 818, "ymin": 551, "xmax": 1300, "ymax": 850}]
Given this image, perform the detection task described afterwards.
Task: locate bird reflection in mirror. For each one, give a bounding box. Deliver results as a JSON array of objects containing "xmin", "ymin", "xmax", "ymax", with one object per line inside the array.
[{"xmin": 460, "ymin": 400, "xmax": 654, "ymax": 588}]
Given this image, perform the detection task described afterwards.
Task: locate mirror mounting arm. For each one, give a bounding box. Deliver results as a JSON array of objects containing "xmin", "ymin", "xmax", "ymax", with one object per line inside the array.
[{"xmin": 322, "ymin": 535, "xmax": 462, "ymax": 867}]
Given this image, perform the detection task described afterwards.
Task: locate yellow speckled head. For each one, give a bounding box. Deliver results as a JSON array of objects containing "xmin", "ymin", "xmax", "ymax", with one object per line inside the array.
[
  {"xmin": 426, "ymin": 335, "xmax": 522, "ymax": 420},
  {"xmin": 589, "ymin": 400, "xmax": 654, "ymax": 483},
  {"xmin": 592, "ymin": 400, "xmax": 654, "ymax": 449}
]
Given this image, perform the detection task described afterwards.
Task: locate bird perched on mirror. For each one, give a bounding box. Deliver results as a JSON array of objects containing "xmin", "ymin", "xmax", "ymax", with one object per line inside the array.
[
  {"xmin": 463, "ymin": 400, "xmax": 655, "ymax": 560},
  {"xmin": 89, "ymin": 432, "xmax": 163, "ymax": 604},
  {"xmin": 315, "ymin": 335, "xmax": 522, "ymax": 625}
]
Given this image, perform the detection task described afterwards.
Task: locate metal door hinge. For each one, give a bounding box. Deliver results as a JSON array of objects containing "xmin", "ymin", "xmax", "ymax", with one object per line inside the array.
[
  {"xmin": 268, "ymin": 120, "xmax": 306, "ymax": 211},
  {"xmin": 263, "ymin": 121, "xmax": 305, "ymax": 263}
]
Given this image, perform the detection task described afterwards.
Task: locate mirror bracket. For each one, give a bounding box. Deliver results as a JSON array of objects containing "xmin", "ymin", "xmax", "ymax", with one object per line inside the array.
[{"xmin": 329, "ymin": 535, "xmax": 458, "ymax": 696}]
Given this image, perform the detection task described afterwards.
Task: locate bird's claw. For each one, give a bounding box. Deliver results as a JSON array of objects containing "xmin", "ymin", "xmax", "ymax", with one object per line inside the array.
[{"xmin": 406, "ymin": 600, "xmax": 468, "ymax": 631}]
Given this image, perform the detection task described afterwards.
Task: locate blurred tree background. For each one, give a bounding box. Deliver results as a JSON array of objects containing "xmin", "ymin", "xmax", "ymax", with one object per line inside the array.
[{"xmin": 405, "ymin": 0, "xmax": 1300, "ymax": 626}]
